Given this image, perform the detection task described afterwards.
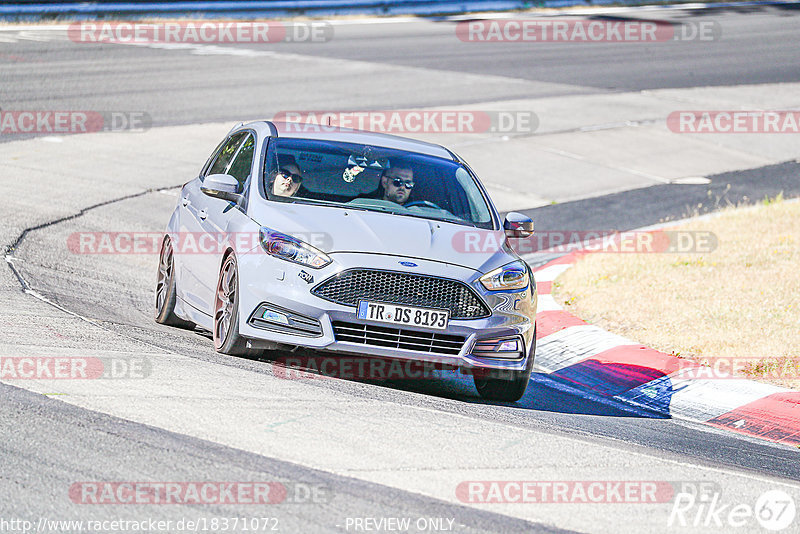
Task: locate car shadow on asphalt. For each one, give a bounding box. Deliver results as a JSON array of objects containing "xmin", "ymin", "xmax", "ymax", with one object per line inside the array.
[
  {"xmin": 268, "ymin": 352, "xmax": 672, "ymax": 419},
  {"xmin": 375, "ymin": 371, "xmax": 670, "ymax": 418}
]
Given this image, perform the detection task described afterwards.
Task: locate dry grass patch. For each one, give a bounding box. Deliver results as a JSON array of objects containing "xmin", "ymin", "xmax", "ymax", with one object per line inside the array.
[{"xmin": 553, "ymin": 196, "xmax": 800, "ymax": 389}]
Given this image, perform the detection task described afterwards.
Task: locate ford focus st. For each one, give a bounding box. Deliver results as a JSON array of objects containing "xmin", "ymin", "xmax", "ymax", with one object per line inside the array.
[{"xmin": 155, "ymin": 121, "xmax": 537, "ymax": 401}]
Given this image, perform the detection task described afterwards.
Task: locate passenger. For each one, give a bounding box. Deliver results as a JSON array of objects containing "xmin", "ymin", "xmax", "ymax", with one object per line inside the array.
[{"xmin": 271, "ymin": 155, "xmax": 304, "ymax": 198}]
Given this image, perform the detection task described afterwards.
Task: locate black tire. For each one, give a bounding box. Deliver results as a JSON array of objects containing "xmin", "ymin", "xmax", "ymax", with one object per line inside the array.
[
  {"xmin": 473, "ymin": 327, "xmax": 536, "ymax": 402},
  {"xmin": 213, "ymin": 253, "xmax": 258, "ymax": 356},
  {"xmin": 155, "ymin": 236, "xmax": 194, "ymax": 328}
]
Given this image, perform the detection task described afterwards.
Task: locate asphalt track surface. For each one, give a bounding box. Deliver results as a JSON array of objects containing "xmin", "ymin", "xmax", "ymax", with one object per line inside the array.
[
  {"xmin": 3, "ymin": 5, "xmax": 800, "ymax": 533},
  {"xmin": 2, "ymin": 4, "xmax": 800, "ymax": 130}
]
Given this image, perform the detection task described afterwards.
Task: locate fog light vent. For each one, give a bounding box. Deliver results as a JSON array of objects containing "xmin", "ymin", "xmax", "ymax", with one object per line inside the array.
[
  {"xmin": 248, "ymin": 303, "xmax": 322, "ymax": 337},
  {"xmin": 471, "ymin": 335, "xmax": 525, "ymax": 360}
]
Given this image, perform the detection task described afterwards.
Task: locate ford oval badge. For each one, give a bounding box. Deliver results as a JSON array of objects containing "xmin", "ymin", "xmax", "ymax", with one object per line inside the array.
[{"xmin": 399, "ymin": 261, "xmax": 418, "ymax": 268}]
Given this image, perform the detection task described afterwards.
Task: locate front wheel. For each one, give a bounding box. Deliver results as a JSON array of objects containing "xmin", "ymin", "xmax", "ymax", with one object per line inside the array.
[
  {"xmin": 213, "ymin": 254, "xmax": 257, "ymax": 356},
  {"xmin": 473, "ymin": 370, "xmax": 531, "ymax": 402},
  {"xmin": 473, "ymin": 329, "xmax": 536, "ymax": 402}
]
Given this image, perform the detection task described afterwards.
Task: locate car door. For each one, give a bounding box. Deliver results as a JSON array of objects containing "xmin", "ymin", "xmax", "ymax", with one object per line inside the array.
[
  {"xmin": 179, "ymin": 131, "xmax": 248, "ymax": 314},
  {"xmin": 193, "ymin": 131, "xmax": 257, "ymax": 314}
]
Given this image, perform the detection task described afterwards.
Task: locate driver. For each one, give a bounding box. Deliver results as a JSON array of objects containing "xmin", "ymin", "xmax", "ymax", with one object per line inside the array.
[{"xmin": 380, "ymin": 167, "xmax": 414, "ymax": 205}]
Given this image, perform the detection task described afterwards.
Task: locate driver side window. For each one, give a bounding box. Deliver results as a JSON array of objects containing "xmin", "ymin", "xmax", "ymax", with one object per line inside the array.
[
  {"xmin": 206, "ymin": 132, "xmax": 247, "ymax": 178},
  {"xmin": 226, "ymin": 133, "xmax": 255, "ymax": 188}
]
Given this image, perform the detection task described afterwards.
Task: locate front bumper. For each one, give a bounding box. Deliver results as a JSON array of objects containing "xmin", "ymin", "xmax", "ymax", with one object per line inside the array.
[{"xmin": 237, "ymin": 251, "xmax": 537, "ymax": 371}]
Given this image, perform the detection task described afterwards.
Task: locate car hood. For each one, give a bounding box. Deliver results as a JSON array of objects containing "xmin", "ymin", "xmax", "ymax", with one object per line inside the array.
[{"xmin": 248, "ymin": 201, "xmax": 514, "ymax": 274}]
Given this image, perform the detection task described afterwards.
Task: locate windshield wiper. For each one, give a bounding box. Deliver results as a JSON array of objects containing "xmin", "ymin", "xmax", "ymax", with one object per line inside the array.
[{"xmin": 392, "ymin": 211, "xmax": 481, "ymax": 228}]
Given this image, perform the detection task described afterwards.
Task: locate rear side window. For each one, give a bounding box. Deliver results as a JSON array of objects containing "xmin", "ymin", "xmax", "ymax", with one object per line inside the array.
[{"xmin": 207, "ymin": 132, "xmax": 247, "ymax": 176}]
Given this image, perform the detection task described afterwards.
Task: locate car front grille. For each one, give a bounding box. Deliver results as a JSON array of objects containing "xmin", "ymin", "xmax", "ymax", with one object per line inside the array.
[
  {"xmin": 311, "ymin": 269, "xmax": 490, "ymax": 320},
  {"xmin": 332, "ymin": 321, "xmax": 466, "ymax": 356}
]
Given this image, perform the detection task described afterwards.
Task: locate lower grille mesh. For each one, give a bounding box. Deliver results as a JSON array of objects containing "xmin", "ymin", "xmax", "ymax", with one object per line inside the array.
[{"xmin": 332, "ymin": 321, "xmax": 466, "ymax": 356}]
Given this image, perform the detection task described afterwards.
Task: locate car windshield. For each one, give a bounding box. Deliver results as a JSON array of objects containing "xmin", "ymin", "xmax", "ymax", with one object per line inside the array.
[{"xmin": 262, "ymin": 138, "xmax": 495, "ymax": 229}]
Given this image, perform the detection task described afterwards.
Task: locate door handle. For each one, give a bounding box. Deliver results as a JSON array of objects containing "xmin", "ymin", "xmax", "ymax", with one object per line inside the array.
[
  {"xmin": 182, "ymin": 196, "xmax": 190, "ymax": 207},
  {"xmin": 198, "ymin": 209, "xmax": 207, "ymax": 221}
]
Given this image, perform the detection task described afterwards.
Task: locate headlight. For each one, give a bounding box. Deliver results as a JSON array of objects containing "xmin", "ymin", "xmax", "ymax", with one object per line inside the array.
[
  {"xmin": 259, "ymin": 228, "xmax": 331, "ymax": 269},
  {"xmin": 479, "ymin": 261, "xmax": 529, "ymax": 291}
]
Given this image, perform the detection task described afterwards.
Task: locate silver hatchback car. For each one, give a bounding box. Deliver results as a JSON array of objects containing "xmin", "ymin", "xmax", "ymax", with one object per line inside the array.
[{"xmin": 156, "ymin": 121, "xmax": 537, "ymax": 401}]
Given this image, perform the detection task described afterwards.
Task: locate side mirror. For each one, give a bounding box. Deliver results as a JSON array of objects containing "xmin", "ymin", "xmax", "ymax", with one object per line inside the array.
[
  {"xmin": 504, "ymin": 212, "xmax": 534, "ymax": 238},
  {"xmin": 201, "ymin": 174, "xmax": 241, "ymax": 202}
]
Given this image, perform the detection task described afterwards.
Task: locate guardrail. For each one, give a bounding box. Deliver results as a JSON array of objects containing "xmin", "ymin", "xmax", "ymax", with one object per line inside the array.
[{"xmin": 0, "ymin": 0, "xmax": 795, "ymax": 19}]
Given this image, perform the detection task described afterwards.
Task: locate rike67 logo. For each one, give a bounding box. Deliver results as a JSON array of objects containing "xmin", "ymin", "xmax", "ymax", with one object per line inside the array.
[{"xmin": 669, "ymin": 484, "xmax": 796, "ymax": 531}]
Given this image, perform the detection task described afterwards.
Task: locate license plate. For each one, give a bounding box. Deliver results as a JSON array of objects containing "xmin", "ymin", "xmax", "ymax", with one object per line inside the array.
[{"xmin": 357, "ymin": 301, "xmax": 450, "ymax": 330}]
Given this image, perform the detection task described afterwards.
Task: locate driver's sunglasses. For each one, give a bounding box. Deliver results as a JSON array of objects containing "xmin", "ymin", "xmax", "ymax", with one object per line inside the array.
[
  {"xmin": 390, "ymin": 177, "xmax": 414, "ymax": 190},
  {"xmin": 279, "ymin": 170, "xmax": 303, "ymax": 183}
]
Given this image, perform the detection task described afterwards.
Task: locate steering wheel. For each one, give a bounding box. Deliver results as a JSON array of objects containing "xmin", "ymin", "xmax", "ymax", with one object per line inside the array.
[{"xmin": 404, "ymin": 200, "xmax": 443, "ymax": 210}]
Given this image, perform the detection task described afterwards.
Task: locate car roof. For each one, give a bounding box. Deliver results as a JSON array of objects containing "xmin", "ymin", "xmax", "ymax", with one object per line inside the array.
[{"xmin": 241, "ymin": 120, "xmax": 456, "ymax": 161}]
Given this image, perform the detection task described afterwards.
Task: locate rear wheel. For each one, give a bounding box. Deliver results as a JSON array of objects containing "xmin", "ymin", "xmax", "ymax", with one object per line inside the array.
[
  {"xmin": 213, "ymin": 254, "xmax": 257, "ymax": 356},
  {"xmin": 155, "ymin": 236, "xmax": 194, "ymax": 328}
]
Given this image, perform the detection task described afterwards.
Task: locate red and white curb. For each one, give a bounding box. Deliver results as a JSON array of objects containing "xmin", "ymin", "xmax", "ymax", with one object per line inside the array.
[{"xmin": 530, "ymin": 251, "xmax": 800, "ymax": 448}]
